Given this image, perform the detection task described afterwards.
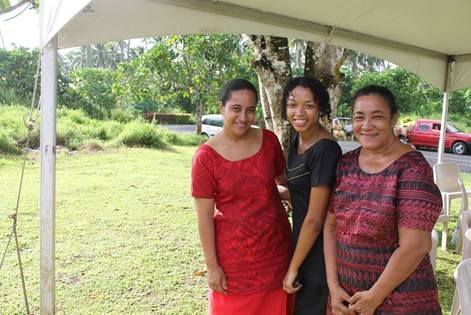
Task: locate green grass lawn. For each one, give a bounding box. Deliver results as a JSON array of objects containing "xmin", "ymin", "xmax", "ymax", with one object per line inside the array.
[{"xmin": 0, "ymin": 147, "xmax": 467, "ymax": 314}]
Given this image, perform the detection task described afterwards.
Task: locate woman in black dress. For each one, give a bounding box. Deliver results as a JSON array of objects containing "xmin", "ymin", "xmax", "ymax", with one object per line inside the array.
[{"xmin": 281, "ymin": 77, "xmax": 342, "ymax": 314}]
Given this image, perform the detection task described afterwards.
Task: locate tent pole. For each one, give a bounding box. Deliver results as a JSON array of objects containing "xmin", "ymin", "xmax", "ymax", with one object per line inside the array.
[
  {"xmin": 437, "ymin": 58, "xmax": 455, "ymax": 164},
  {"xmin": 40, "ymin": 36, "xmax": 57, "ymax": 315}
]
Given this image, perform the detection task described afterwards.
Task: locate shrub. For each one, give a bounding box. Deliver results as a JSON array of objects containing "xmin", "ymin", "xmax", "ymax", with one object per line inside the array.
[
  {"xmin": 157, "ymin": 128, "xmax": 205, "ymax": 146},
  {"xmin": 171, "ymin": 133, "xmax": 207, "ymax": 146},
  {"xmin": 80, "ymin": 140, "xmax": 105, "ymax": 152},
  {"xmin": 111, "ymin": 109, "xmax": 136, "ymax": 123},
  {"xmin": 142, "ymin": 112, "xmax": 194, "ymax": 124},
  {"xmin": 0, "ymin": 129, "xmax": 20, "ymax": 154},
  {"xmin": 118, "ymin": 122, "xmax": 168, "ymax": 148}
]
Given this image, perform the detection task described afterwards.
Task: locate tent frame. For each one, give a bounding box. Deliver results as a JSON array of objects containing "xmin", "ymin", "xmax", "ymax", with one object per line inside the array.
[
  {"xmin": 40, "ymin": 36, "xmax": 57, "ymax": 315},
  {"xmin": 38, "ymin": 2, "xmax": 464, "ymax": 313}
]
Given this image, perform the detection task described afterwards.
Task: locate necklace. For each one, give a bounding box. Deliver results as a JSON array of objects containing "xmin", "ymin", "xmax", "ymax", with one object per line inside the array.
[{"xmin": 298, "ymin": 127, "xmax": 321, "ymax": 154}]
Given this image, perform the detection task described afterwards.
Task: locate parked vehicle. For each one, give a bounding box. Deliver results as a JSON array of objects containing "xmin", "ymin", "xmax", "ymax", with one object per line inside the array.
[
  {"xmin": 201, "ymin": 114, "xmax": 223, "ymax": 138},
  {"xmin": 406, "ymin": 119, "xmax": 471, "ymax": 155},
  {"xmin": 200, "ymin": 114, "xmax": 260, "ymax": 138}
]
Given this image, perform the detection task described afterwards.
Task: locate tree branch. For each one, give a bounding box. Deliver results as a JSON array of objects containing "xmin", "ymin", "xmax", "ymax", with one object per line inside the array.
[{"xmin": 0, "ymin": 0, "xmax": 32, "ymax": 15}]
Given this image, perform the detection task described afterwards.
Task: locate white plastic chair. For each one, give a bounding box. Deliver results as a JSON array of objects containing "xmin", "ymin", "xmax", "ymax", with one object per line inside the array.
[
  {"xmin": 455, "ymin": 183, "xmax": 470, "ymax": 252},
  {"xmin": 450, "ymin": 213, "xmax": 471, "ymax": 315},
  {"xmin": 433, "ymin": 163, "xmax": 469, "ymax": 250},
  {"xmin": 430, "ymin": 229, "xmax": 439, "ymax": 272},
  {"xmin": 452, "ymin": 257, "xmax": 471, "ymax": 315}
]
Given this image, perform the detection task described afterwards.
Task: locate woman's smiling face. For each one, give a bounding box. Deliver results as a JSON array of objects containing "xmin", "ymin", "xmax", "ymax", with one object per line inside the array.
[
  {"xmin": 220, "ymin": 89, "xmax": 257, "ymax": 137},
  {"xmin": 352, "ymin": 95, "xmax": 397, "ymax": 151},
  {"xmin": 286, "ymin": 86, "xmax": 320, "ymax": 134}
]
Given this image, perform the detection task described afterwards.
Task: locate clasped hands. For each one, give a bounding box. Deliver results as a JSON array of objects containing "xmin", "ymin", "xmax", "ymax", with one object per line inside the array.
[{"xmin": 330, "ymin": 286, "xmax": 383, "ymax": 315}]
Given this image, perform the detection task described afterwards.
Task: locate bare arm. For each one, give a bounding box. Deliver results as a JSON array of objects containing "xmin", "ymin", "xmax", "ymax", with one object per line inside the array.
[
  {"xmin": 194, "ymin": 197, "xmax": 227, "ymax": 295},
  {"xmin": 324, "ymin": 212, "xmax": 353, "ymax": 315},
  {"xmin": 278, "ymin": 184, "xmax": 291, "ymax": 201},
  {"xmin": 283, "ymin": 186, "xmax": 329, "ymax": 293},
  {"xmin": 349, "ymin": 228, "xmax": 432, "ymax": 315}
]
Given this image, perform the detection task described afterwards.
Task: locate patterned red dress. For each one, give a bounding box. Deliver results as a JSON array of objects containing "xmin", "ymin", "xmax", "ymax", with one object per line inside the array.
[
  {"xmin": 327, "ymin": 148, "xmax": 442, "ymax": 314},
  {"xmin": 191, "ymin": 129, "xmax": 292, "ymax": 315}
]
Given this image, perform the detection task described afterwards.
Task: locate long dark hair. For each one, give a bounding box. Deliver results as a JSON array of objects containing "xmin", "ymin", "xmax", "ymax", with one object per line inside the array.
[{"xmin": 219, "ymin": 79, "xmax": 258, "ymax": 106}]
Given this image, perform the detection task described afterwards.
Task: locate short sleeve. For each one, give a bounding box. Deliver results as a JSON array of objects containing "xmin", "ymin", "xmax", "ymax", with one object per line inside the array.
[
  {"xmin": 309, "ymin": 140, "xmax": 342, "ymax": 187},
  {"xmin": 327, "ymin": 156, "xmax": 343, "ymax": 214},
  {"xmin": 191, "ymin": 147, "xmax": 216, "ymax": 199},
  {"xmin": 396, "ymin": 161, "xmax": 442, "ymax": 231}
]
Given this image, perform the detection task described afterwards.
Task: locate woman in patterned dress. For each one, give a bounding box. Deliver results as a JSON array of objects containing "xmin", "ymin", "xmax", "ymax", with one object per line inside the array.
[
  {"xmin": 191, "ymin": 79, "xmax": 293, "ymax": 314},
  {"xmin": 324, "ymin": 85, "xmax": 442, "ymax": 315},
  {"xmin": 280, "ymin": 77, "xmax": 342, "ymax": 315}
]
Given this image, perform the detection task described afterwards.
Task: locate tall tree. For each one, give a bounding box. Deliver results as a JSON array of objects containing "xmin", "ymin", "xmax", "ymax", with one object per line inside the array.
[
  {"xmin": 170, "ymin": 34, "xmax": 255, "ymax": 134},
  {"xmin": 249, "ymin": 36, "xmax": 348, "ymax": 150},
  {"xmin": 304, "ymin": 41, "xmax": 347, "ymax": 122},
  {"xmin": 249, "ymin": 35, "xmax": 292, "ymax": 151}
]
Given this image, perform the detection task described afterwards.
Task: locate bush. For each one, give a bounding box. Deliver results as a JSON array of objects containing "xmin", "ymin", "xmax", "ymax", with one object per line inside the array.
[
  {"xmin": 158, "ymin": 128, "xmax": 205, "ymax": 146},
  {"xmin": 0, "ymin": 129, "xmax": 20, "ymax": 154},
  {"xmin": 118, "ymin": 122, "xmax": 168, "ymax": 148},
  {"xmin": 171, "ymin": 133, "xmax": 207, "ymax": 146},
  {"xmin": 142, "ymin": 112, "xmax": 194, "ymax": 124},
  {"xmin": 111, "ymin": 109, "xmax": 136, "ymax": 123},
  {"xmin": 0, "ymin": 105, "xmax": 203, "ymax": 154}
]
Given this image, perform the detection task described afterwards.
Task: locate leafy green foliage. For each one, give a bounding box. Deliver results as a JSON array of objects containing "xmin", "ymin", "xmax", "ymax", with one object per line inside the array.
[
  {"xmin": 0, "ymin": 48, "xmax": 39, "ymax": 104},
  {"xmin": 337, "ymin": 67, "xmax": 471, "ymax": 125},
  {"xmin": 117, "ymin": 121, "xmax": 168, "ymax": 149},
  {"xmin": 142, "ymin": 112, "xmax": 194, "ymax": 124},
  {"xmin": 0, "ymin": 106, "xmax": 204, "ymax": 154},
  {"xmin": 112, "ymin": 34, "xmax": 256, "ymax": 115},
  {"xmin": 0, "ymin": 128, "xmax": 20, "ymax": 154},
  {"xmin": 62, "ymin": 68, "xmax": 116, "ymax": 119}
]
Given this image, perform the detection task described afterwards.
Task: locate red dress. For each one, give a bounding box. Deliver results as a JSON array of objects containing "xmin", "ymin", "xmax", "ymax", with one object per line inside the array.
[
  {"xmin": 327, "ymin": 148, "xmax": 442, "ymax": 314},
  {"xmin": 191, "ymin": 129, "xmax": 293, "ymax": 314}
]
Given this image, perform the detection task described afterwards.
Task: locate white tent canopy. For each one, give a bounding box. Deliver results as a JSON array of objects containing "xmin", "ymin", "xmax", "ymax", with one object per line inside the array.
[
  {"xmin": 38, "ymin": 1, "xmax": 471, "ymax": 313},
  {"xmin": 40, "ymin": 0, "xmax": 471, "ymax": 92}
]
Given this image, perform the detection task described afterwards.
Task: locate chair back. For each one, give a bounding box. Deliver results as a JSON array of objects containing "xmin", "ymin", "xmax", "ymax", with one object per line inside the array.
[
  {"xmin": 430, "ymin": 230, "xmax": 438, "ymax": 271},
  {"xmin": 454, "ymin": 258, "xmax": 471, "ymax": 314},
  {"xmin": 459, "ymin": 179, "xmax": 469, "ymax": 212},
  {"xmin": 461, "ymin": 211, "xmax": 471, "ymax": 259},
  {"xmin": 433, "ymin": 163, "xmax": 461, "ymax": 193},
  {"xmin": 463, "ymin": 229, "xmax": 471, "ymax": 261}
]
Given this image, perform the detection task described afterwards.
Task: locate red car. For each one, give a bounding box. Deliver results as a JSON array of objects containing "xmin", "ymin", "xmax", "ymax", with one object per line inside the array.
[{"xmin": 406, "ymin": 119, "xmax": 471, "ymax": 155}]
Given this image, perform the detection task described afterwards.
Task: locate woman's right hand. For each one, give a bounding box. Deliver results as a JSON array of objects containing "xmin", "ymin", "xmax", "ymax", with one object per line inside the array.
[
  {"xmin": 330, "ymin": 285, "xmax": 354, "ymax": 315},
  {"xmin": 207, "ymin": 265, "xmax": 227, "ymax": 295}
]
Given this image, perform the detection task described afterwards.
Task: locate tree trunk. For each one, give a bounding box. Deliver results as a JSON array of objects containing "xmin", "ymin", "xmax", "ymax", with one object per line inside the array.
[
  {"xmin": 258, "ymin": 74, "xmax": 274, "ymax": 131},
  {"xmin": 195, "ymin": 100, "xmax": 203, "ymax": 135},
  {"xmin": 304, "ymin": 41, "xmax": 347, "ymax": 126},
  {"xmin": 96, "ymin": 43, "xmax": 106, "ymax": 68},
  {"xmin": 249, "ymin": 35, "xmax": 292, "ymax": 153},
  {"xmin": 85, "ymin": 45, "xmax": 92, "ymax": 67}
]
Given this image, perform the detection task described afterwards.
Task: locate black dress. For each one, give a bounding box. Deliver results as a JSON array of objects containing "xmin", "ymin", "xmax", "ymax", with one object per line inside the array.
[{"xmin": 285, "ymin": 135, "xmax": 342, "ymax": 315}]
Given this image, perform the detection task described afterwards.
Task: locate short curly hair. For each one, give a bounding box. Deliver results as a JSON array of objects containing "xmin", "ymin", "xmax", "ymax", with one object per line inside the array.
[{"xmin": 281, "ymin": 76, "xmax": 331, "ymax": 121}]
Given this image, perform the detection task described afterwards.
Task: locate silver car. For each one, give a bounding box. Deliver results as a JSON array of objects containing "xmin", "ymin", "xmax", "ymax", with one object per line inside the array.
[{"xmin": 201, "ymin": 114, "xmax": 224, "ymax": 138}]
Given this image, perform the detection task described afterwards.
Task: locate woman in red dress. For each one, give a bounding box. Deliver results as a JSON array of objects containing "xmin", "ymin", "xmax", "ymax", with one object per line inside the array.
[
  {"xmin": 324, "ymin": 85, "xmax": 442, "ymax": 315},
  {"xmin": 191, "ymin": 79, "xmax": 293, "ymax": 315}
]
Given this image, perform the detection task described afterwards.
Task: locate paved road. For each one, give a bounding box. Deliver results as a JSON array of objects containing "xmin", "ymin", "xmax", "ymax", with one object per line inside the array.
[{"xmin": 161, "ymin": 125, "xmax": 471, "ymax": 173}]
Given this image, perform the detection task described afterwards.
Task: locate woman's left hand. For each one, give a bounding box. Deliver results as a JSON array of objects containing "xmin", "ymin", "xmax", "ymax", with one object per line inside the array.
[
  {"xmin": 348, "ymin": 290, "xmax": 384, "ymax": 315},
  {"xmin": 282, "ymin": 269, "xmax": 302, "ymax": 294}
]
